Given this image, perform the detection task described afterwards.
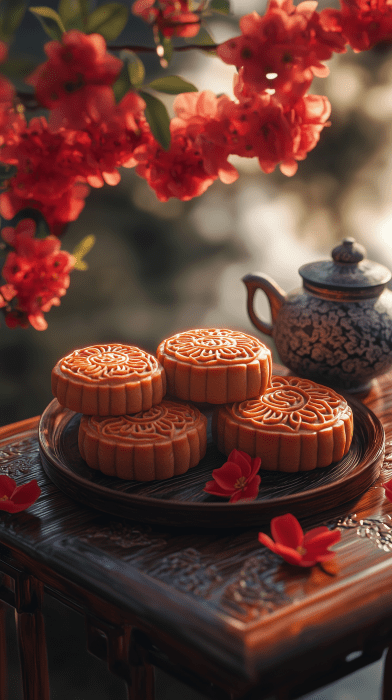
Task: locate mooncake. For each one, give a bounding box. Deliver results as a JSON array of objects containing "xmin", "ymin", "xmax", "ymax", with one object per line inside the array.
[
  {"xmin": 52, "ymin": 344, "xmax": 166, "ymax": 415},
  {"xmin": 157, "ymin": 328, "xmax": 272, "ymax": 404},
  {"xmin": 78, "ymin": 399, "xmax": 207, "ymax": 480},
  {"xmin": 213, "ymin": 376, "xmax": 353, "ymax": 472}
]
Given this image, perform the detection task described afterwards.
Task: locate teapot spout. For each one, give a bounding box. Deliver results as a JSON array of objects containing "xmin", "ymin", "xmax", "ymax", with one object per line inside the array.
[{"xmin": 242, "ymin": 273, "xmax": 287, "ymax": 337}]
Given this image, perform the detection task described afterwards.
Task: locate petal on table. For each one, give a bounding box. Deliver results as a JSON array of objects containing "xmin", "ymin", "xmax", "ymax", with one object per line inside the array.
[
  {"xmin": 0, "ymin": 474, "xmax": 16, "ymax": 498},
  {"xmin": 271, "ymin": 513, "xmax": 303, "ymax": 549}
]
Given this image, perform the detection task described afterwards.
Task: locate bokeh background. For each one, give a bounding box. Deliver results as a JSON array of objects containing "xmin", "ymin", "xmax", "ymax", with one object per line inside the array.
[
  {"xmin": 3, "ymin": 0, "xmax": 392, "ymax": 428},
  {"xmin": 2, "ymin": 0, "xmax": 392, "ymax": 698}
]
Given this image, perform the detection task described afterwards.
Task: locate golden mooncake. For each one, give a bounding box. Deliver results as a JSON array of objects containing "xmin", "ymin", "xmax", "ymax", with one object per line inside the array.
[
  {"xmin": 78, "ymin": 399, "xmax": 207, "ymax": 480},
  {"xmin": 213, "ymin": 376, "xmax": 353, "ymax": 472},
  {"xmin": 52, "ymin": 344, "xmax": 166, "ymax": 415},
  {"xmin": 157, "ymin": 328, "xmax": 272, "ymax": 404}
]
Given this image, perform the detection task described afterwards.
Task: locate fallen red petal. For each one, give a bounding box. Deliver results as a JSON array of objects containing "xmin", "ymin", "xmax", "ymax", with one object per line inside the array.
[{"xmin": 270, "ymin": 513, "xmax": 304, "ymax": 549}]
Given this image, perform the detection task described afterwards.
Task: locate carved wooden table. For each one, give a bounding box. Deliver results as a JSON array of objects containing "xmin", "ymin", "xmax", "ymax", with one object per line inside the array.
[{"xmin": 1, "ymin": 368, "xmax": 392, "ymax": 700}]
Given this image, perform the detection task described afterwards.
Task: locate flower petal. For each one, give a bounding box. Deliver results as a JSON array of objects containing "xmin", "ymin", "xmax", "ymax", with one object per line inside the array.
[
  {"xmin": 249, "ymin": 456, "xmax": 262, "ymax": 480},
  {"xmin": 6, "ymin": 480, "xmax": 41, "ymax": 512},
  {"xmin": 304, "ymin": 528, "xmax": 341, "ymax": 550},
  {"xmin": 271, "ymin": 513, "xmax": 303, "ymax": 549},
  {"xmin": 258, "ymin": 532, "xmax": 277, "ymax": 550},
  {"xmin": 272, "ymin": 542, "xmax": 303, "ymax": 566},
  {"xmin": 227, "ymin": 449, "xmax": 252, "ymax": 477},
  {"xmin": 303, "ymin": 526, "xmax": 330, "ymax": 542},
  {"xmin": 203, "ymin": 480, "xmax": 233, "ymax": 497},
  {"xmin": 301, "ymin": 551, "xmax": 336, "ymax": 566},
  {"xmin": 384, "ymin": 482, "xmax": 392, "ymax": 501},
  {"xmin": 211, "ymin": 462, "xmax": 242, "ymax": 489},
  {"xmin": 0, "ymin": 474, "xmax": 16, "ymax": 498},
  {"xmin": 229, "ymin": 475, "xmax": 261, "ymax": 503}
]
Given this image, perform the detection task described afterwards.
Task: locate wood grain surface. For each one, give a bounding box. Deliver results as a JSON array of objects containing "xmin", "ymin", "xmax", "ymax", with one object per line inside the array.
[{"xmin": 1, "ymin": 369, "xmax": 392, "ymax": 699}]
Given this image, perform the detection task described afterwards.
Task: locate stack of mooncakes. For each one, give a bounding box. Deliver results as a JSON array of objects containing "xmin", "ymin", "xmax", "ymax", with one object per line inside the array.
[{"xmin": 51, "ymin": 329, "xmax": 353, "ymax": 480}]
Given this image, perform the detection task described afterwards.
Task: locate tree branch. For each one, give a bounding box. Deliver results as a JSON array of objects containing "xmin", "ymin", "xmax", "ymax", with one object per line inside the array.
[
  {"xmin": 108, "ymin": 43, "xmax": 218, "ymax": 53},
  {"xmin": 15, "ymin": 91, "xmax": 40, "ymax": 110}
]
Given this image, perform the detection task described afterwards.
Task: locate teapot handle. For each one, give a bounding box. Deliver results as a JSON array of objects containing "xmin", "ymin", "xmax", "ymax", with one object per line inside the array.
[{"xmin": 242, "ymin": 273, "xmax": 287, "ymax": 337}]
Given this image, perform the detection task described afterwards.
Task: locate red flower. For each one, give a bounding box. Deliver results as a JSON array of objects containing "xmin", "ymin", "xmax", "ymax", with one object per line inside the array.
[
  {"xmin": 172, "ymin": 91, "xmax": 239, "ymax": 184},
  {"xmin": 73, "ymin": 90, "xmax": 151, "ymax": 187},
  {"xmin": 135, "ymin": 124, "xmax": 217, "ymax": 202},
  {"xmin": 26, "ymin": 30, "xmax": 122, "ymax": 128},
  {"xmin": 321, "ymin": 0, "xmax": 392, "ymax": 52},
  {"xmin": 1, "ymin": 218, "xmax": 75, "ymax": 330},
  {"xmin": 204, "ymin": 449, "xmax": 261, "ymax": 503},
  {"xmin": 134, "ymin": 89, "xmax": 239, "ymax": 201},
  {"xmin": 204, "ymin": 79, "xmax": 331, "ymax": 177},
  {"xmin": 258, "ymin": 513, "xmax": 341, "ymax": 567},
  {"xmin": 0, "ymin": 474, "xmax": 41, "ymax": 513},
  {"xmin": 0, "ymin": 116, "xmax": 90, "ymax": 233},
  {"xmin": 383, "ymin": 478, "xmax": 392, "ymax": 502},
  {"xmin": 217, "ymin": 0, "xmax": 345, "ymax": 103},
  {"xmin": 132, "ymin": 0, "xmax": 202, "ymax": 38}
]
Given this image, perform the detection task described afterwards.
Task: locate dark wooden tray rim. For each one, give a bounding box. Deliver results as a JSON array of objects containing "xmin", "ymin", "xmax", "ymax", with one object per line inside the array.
[{"xmin": 38, "ymin": 397, "xmax": 385, "ymax": 527}]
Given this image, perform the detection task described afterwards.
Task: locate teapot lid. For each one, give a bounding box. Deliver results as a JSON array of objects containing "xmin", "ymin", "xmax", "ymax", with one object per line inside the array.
[{"xmin": 299, "ymin": 238, "xmax": 391, "ymax": 290}]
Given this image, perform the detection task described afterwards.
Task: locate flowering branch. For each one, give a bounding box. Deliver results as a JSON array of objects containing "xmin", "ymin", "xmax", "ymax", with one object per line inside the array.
[
  {"xmin": 0, "ymin": 0, "xmax": 389, "ymax": 330},
  {"xmin": 108, "ymin": 43, "xmax": 218, "ymax": 52}
]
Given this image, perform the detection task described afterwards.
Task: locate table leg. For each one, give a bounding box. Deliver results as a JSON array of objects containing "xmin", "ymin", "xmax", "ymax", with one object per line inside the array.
[
  {"xmin": 14, "ymin": 576, "xmax": 50, "ymax": 700},
  {"xmin": 0, "ymin": 602, "xmax": 7, "ymax": 700},
  {"xmin": 86, "ymin": 616, "xmax": 155, "ymax": 700},
  {"xmin": 383, "ymin": 645, "xmax": 392, "ymax": 700},
  {"xmin": 127, "ymin": 663, "xmax": 155, "ymax": 700}
]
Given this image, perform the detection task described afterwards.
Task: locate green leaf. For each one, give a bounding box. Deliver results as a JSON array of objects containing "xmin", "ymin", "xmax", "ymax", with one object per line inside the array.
[
  {"xmin": 148, "ymin": 75, "xmax": 197, "ymax": 95},
  {"xmin": 0, "ymin": 163, "xmax": 16, "ymax": 183},
  {"xmin": 73, "ymin": 234, "xmax": 95, "ymax": 270},
  {"xmin": 0, "ymin": 55, "xmax": 39, "ymax": 79},
  {"xmin": 58, "ymin": 0, "xmax": 85, "ymax": 30},
  {"xmin": 209, "ymin": 0, "xmax": 230, "ymax": 15},
  {"xmin": 139, "ymin": 91, "xmax": 171, "ymax": 151},
  {"xmin": 161, "ymin": 36, "xmax": 173, "ymax": 65},
  {"xmin": 0, "ymin": 1, "xmax": 27, "ymax": 42},
  {"xmin": 113, "ymin": 61, "xmax": 131, "ymax": 103},
  {"xmin": 79, "ymin": 0, "xmax": 90, "ymax": 16},
  {"xmin": 85, "ymin": 2, "xmax": 128, "ymax": 41},
  {"xmin": 29, "ymin": 6, "xmax": 66, "ymax": 40},
  {"xmin": 35, "ymin": 215, "xmax": 51, "ymax": 239},
  {"xmin": 127, "ymin": 51, "xmax": 145, "ymax": 89}
]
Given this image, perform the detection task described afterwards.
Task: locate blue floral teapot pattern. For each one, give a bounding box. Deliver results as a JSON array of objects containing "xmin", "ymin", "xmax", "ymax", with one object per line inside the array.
[{"xmin": 243, "ymin": 238, "xmax": 392, "ymax": 392}]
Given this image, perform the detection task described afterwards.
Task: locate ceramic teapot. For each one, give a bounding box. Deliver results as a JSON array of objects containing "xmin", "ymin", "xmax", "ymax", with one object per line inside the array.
[{"xmin": 242, "ymin": 238, "xmax": 392, "ymax": 392}]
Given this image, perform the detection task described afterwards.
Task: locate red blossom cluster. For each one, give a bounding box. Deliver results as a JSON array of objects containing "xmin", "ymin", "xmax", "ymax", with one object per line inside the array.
[
  {"xmin": 0, "ymin": 0, "xmax": 389, "ymax": 329},
  {"xmin": 0, "ymin": 219, "xmax": 75, "ymax": 330},
  {"xmin": 0, "ymin": 31, "xmax": 151, "ymax": 237},
  {"xmin": 132, "ymin": 0, "xmax": 203, "ymax": 37},
  {"xmin": 218, "ymin": 1, "xmax": 345, "ymax": 100},
  {"xmin": 322, "ymin": 0, "xmax": 392, "ymax": 52}
]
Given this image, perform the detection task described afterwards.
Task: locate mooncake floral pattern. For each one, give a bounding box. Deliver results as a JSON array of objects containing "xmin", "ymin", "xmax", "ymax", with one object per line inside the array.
[
  {"xmin": 89, "ymin": 400, "xmax": 202, "ymax": 442},
  {"xmin": 159, "ymin": 328, "xmax": 269, "ymax": 365},
  {"xmin": 60, "ymin": 344, "xmax": 159, "ymax": 379},
  {"xmin": 234, "ymin": 376, "xmax": 350, "ymax": 432}
]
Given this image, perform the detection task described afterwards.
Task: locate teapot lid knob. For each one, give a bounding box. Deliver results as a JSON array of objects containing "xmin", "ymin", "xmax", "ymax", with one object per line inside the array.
[
  {"xmin": 332, "ymin": 238, "xmax": 366, "ymax": 263},
  {"xmin": 299, "ymin": 237, "xmax": 391, "ymax": 289}
]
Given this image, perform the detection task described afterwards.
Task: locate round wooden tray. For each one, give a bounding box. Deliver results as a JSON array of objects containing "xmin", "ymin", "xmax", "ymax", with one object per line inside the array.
[{"xmin": 38, "ymin": 397, "xmax": 385, "ymax": 528}]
